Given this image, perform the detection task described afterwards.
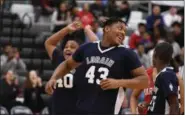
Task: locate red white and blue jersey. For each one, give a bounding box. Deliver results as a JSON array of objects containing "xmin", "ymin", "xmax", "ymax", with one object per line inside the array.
[{"xmin": 72, "ymin": 41, "xmax": 142, "ymax": 114}]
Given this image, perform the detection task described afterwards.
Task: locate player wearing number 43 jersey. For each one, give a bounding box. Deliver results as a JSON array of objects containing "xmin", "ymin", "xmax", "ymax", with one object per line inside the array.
[
  {"xmin": 45, "ymin": 21, "xmax": 98, "ymax": 114},
  {"xmin": 46, "ymin": 18, "xmax": 148, "ymax": 114}
]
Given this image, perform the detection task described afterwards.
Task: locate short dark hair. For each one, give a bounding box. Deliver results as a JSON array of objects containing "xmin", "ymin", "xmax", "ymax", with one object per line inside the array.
[
  {"xmin": 136, "ymin": 42, "xmax": 144, "ymax": 48},
  {"xmin": 138, "ymin": 23, "xmax": 146, "ymax": 28},
  {"xmin": 154, "ymin": 42, "xmax": 173, "ymax": 64},
  {"xmin": 171, "ymin": 21, "xmax": 181, "ymax": 28},
  {"xmin": 102, "ymin": 17, "xmax": 126, "ymax": 28}
]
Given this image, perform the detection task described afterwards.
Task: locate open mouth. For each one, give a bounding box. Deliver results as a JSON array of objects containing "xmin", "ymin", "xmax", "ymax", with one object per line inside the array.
[{"xmin": 64, "ymin": 51, "xmax": 73, "ymax": 58}]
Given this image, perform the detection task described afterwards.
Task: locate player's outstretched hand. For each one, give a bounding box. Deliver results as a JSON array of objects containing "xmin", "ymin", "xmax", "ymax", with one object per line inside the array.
[
  {"xmin": 100, "ymin": 78, "xmax": 120, "ymax": 90},
  {"xmin": 45, "ymin": 78, "xmax": 56, "ymax": 95},
  {"xmin": 67, "ymin": 21, "xmax": 82, "ymax": 33}
]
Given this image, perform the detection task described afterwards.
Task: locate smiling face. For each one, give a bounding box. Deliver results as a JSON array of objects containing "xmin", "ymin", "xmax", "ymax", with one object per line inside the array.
[
  {"xmin": 104, "ymin": 22, "xmax": 126, "ymax": 46},
  {"xmin": 63, "ymin": 40, "xmax": 80, "ymax": 60}
]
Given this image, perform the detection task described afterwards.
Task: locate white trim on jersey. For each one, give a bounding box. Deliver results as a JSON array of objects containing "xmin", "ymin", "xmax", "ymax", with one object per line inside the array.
[
  {"xmin": 97, "ymin": 41, "xmax": 116, "ymax": 53},
  {"xmin": 114, "ymin": 87, "xmax": 125, "ymax": 114}
]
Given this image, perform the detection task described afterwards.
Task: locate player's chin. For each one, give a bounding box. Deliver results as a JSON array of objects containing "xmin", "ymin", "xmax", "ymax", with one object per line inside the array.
[{"xmin": 64, "ymin": 55, "xmax": 70, "ymax": 60}]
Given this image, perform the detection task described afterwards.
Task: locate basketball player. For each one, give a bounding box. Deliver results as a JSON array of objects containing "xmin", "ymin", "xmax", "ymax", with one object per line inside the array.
[
  {"xmin": 45, "ymin": 21, "xmax": 98, "ymax": 114},
  {"xmin": 130, "ymin": 62, "xmax": 184, "ymax": 114},
  {"xmin": 146, "ymin": 42, "xmax": 180, "ymax": 114},
  {"xmin": 45, "ymin": 18, "xmax": 148, "ymax": 114}
]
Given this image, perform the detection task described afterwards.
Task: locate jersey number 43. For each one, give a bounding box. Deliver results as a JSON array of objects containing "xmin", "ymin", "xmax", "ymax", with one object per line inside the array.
[
  {"xmin": 56, "ymin": 74, "xmax": 73, "ymax": 88},
  {"xmin": 85, "ymin": 66, "xmax": 109, "ymax": 85}
]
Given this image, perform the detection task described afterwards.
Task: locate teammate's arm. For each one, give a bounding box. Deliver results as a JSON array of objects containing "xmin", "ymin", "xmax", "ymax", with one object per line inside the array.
[
  {"xmin": 130, "ymin": 89, "xmax": 142, "ymax": 114},
  {"xmin": 84, "ymin": 25, "xmax": 98, "ymax": 42},
  {"xmin": 45, "ymin": 21, "xmax": 82, "ymax": 59},
  {"xmin": 45, "ymin": 57, "xmax": 81, "ymax": 94},
  {"xmin": 177, "ymin": 75, "xmax": 184, "ymax": 114},
  {"xmin": 45, "ymin": 43, "xmax": 88, "ymax": 94}
]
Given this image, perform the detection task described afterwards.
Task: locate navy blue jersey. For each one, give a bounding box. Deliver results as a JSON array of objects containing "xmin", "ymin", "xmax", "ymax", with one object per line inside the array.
[
  {"xmin": 72, "ymin": 41, "xmax": 142, "ymax": 114},
  {"xmin": 51, "ymin": 48, "xmax": 78, "ymax": 114},
  {"xmin": 147, "ymin": 67, "xmax": 179, "ymax": 115}
]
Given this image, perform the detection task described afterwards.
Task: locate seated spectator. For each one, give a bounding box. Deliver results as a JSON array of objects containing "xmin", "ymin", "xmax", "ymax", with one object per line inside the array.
[
  {"xmin": 134, "ymin": 43, "xmax": 150, "ymax": 69},
  {"xmin": 31, "ymin": 0, "xmax": 54, "ymax": 22},
  {"xmin": 117, "ymin": 0, "xmax": 131, "ymax": 23},
  {"xmin": 77, "ymin": 3, "xmax": 94, "ymax": 27},
  {"xmin": 0, "ymin": 44, "xmax": 12, "ymax": 68},
  {"xmin": 163, "ymin": 7, "xmax": 182, "ymax": 28},
  {"xmin": 90, "ymin": 0, "xmax": 106, "ymax": 21},
  {"xmin": 0, "ymin": 70, "xmax": 20, "ymax": 111},
  {"xmin": 151, "ymin": 27, "xmax": 166, "ymax": 45},
  {"xmin": 129, "ymin": 23, "xmax": 152, "ymax": 51},
  {"xmin": 13, "ymin": 48, "xmax": 27, "ymax": 72},
  {"xmin": 106, "ymin": 0, "xmax": 118, "ymax": 18},
  {"xmin": 51, "ymin": 2, "xmax": 72, "ymax": 32},
  {"xmin": 1, "ymin": 47, "xmax": 26, "ymax": 74},
  {"xmin": 146, "ymin": 5, "xmax": 165, "ymax": 34},
  {"xmin": 171, "ymin": 22, "xmax": 184, "ymax": 48},
  {"xmin": 167, "ymin": 33, "xmax": 181, "ymax": 58},
  {"xmin": 23, "ymin": 70, "xmax": 45, "ymax": 114}
]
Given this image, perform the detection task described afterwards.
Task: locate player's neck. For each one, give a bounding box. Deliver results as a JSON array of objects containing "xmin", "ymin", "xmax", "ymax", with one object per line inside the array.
[
  {"xmin": 156, "ymin": 64, "xmax": 168, "ymax": 73},
  {"xmin": 101, "ymin": 38, "xmax": 113, "ymax": 47}
]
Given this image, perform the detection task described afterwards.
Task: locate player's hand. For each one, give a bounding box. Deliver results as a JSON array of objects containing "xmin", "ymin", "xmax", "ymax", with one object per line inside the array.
[
  {"xmin": 45, "ymin": 78, "xmax": 56, "ymax": 95},
  {"xmin": 84, "ymin": 25, "xmax": 92, "ymax": 31},
  {"xmin": 66, "ymin": 21, "xmax": 82, "ymax": 33},
  {"xmin": 100, "ymin": 78, "xmax": 120, "ymax": 90},
  {"xmin": 138, "ymin": 102, "xmax": 148, "ymax": 114}
]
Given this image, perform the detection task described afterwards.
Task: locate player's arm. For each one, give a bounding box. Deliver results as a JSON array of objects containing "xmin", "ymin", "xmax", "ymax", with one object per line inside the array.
[
  {"xmin": 177, "ymin": 75, "xmax": 184, "ymax": 114},
  {"xmin": 45, "ymin": 43, "xmax": 87, "ymax": 94},
  {"xmin": 45, "ymin": 21, "xmax": 82, "ymax": 59},
  {"xmin": 168, "ymin": 94, "xmax": 179, "ymax": 115},
  {"xmin": 130, "ymin": 89, "xmax": 142, "ymax": 114},
  {"xmin": 84, "ymin": 25, "xmax": 98, "ymax": 42}
]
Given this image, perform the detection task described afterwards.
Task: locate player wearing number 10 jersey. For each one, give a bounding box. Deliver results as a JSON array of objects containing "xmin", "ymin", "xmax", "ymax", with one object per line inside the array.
[
  {"xmin": 46, "ymin": 18, "xmax": 148, "ymax": 114},
  {"xmin": 45, "ymin": 22, "xmax": 98, "ymax": 114}
]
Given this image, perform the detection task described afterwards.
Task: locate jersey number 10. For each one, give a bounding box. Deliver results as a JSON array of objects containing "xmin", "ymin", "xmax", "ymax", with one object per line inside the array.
[
  {"xmin": 57, "ymin": 74, "xmax": 73, "ymax": 88},
  {"xmin": 85, "ymin": 66, "xmax": 109, "ymax": 85}
]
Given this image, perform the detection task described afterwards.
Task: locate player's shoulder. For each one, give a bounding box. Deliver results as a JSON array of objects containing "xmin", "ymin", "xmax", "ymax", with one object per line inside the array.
[{"xmin": 159, "ymin": 67, "xmax": 177, "ymax": 80}]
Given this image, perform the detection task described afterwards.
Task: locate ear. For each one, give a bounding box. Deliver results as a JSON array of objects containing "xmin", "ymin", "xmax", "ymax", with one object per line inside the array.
[{"xmin": 104, "ymin": 26, "xmax": 110, "ymax": 32}]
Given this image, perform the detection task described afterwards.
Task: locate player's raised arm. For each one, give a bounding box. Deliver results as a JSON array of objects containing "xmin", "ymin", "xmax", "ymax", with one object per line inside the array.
[
  {"xmin": 84, "ymin": 25, "xmax": 99, "ymax": 42},
  {"xmin": 45, "ymin": 21, "xmax": 82, "ymax": 59}
]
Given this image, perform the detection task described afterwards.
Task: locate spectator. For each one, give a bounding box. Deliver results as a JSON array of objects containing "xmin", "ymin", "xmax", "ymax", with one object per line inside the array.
[
  {"xmin": 146, "ymin": 5, "xmax": 165, "ymax": 34},
  {"xmin": 0, "ymin": 70, "xmax": 20, "ymax": 111},
  {"xmin": 167, "ymin": 32, "xmax": 181, "ymax": 58},
  {"xmin": 31, "ymin": 0, "xmax": 54, "ymax": 22},
  {"xmin": 51, "ymin": 2, "xmax": 72, "ymax": 32},
  {"xmin": 0, "ymin": 44, "xmax": 12, "ymax": 68},
  {"xmin": 129, "ymin": 23, "xmax": 152, "ymax": 51},
  {"xmin": 117, "ymin": 0, "xmax": 131, "ymax": 23},
  {"xmin": 171, "ymin": 21, "xmax": 184, "ymax": 48},
  {"xmin": 134, "ymin": 43, "xmax": 150, "ymax": 69},
  {"xmin": 151, "ymin": 27, "xmax": 166, "ymax": 45},
  {"xmin": 1, "ymin": 48, "xmax": 26, "ymax": 74},
  {"xmin": 163, "ymin": 7, "xmax": 182, "ymax": 28},
  {"xmin": 90, "ymin": 0, "xmax": 106, "ymax": 21},
  {"xmin": 24, "ymin": 70, "xmax": 45, "ymax": 114},
  {"xmin": 106, "ymin": 0, "xmax": 118, "ymax": 18},
  {"xmin": 77, "ymin": 3, "xmax": 94, "ymax": 27},
  {"xmin": 13, "ymin": 48, "xmax": 27, "ymax": 72}
]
